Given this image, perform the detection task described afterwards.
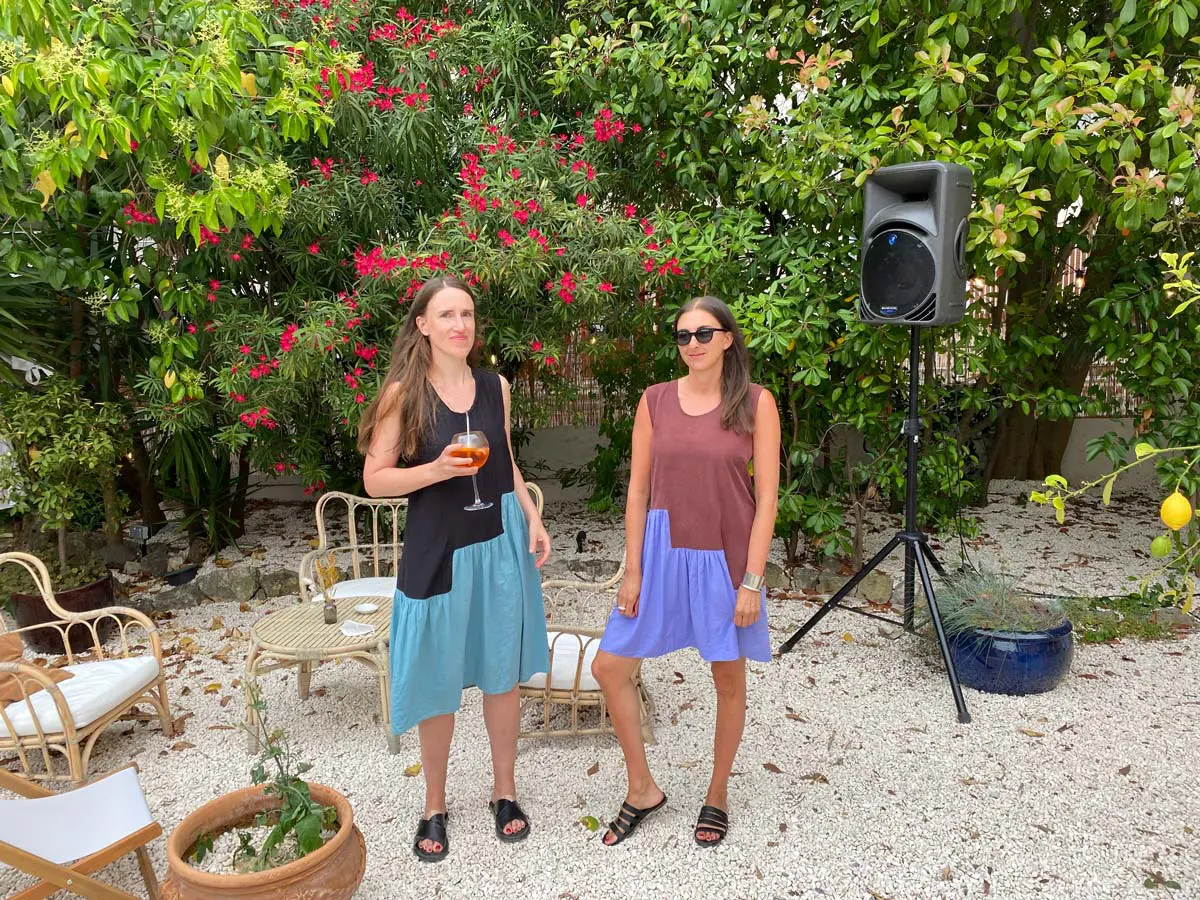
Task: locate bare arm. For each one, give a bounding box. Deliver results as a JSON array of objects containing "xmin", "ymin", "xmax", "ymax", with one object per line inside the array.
[
  {"xmin": 500, "ymin": 375, "xmax": 551, "ymax": 566},
  {"xmin": 734, "ymin": 389, "xmax": 781, "ymax": 627},
  {"xmin": 615, "ymin": 391, "xmax": 653, "ymax": 616},
  {"xmin": 362, "ymin": 383, "xmax": 474, "ymax": 497},
  {"xmin": 624, "ymin": 392, "xmax": 653, "ymax": 577}
]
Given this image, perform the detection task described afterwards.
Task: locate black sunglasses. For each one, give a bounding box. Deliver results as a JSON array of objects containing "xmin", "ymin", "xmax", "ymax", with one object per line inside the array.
[{"xmin": 673, "ymin": 327, "xmax": 729, "ymax": 346}]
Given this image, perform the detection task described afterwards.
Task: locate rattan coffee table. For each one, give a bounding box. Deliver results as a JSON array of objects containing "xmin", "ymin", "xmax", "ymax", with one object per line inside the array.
[{"xmin": 244, "ymin": 594, "xmax": 395, "ymax": 752}]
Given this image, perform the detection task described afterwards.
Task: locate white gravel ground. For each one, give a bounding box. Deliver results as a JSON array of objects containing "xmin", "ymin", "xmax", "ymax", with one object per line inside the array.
[{"xmin": 3, "ymin": 480, "xmax": 1197, "ymax": 899}]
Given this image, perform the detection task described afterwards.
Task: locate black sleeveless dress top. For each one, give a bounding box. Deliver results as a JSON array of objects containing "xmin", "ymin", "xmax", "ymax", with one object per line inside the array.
[{"xmin": 396, "ymin": 369, "xmax": 514, "ymax": 600}]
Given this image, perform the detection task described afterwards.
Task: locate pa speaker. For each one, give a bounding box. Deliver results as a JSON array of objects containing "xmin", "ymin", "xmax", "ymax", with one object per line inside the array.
[{"xmin": 859, "ymin": 162, "xmax": 972, "ymax": 326}]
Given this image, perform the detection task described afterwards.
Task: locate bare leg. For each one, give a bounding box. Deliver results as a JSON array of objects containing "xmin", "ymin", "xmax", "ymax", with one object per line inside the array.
[
  {"xmin": 698, "ymin": 658, "xmax": 746, "ymax": 843},
  {"xmin": 482, "ymin": 686, "xmax": 526, "ymax": 836},
  {"xmin": 592, "ymin": 650, "xmax": 665, "ymax": 845},
  {"xmin": 416, "ymin": 713, "xmax": 454, "ymax": 854}
]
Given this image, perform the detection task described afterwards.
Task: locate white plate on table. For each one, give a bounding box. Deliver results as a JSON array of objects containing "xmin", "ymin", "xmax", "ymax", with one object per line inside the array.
[{"xmin": 354, "ymin": 602, "xmax": 379, "ymax": 614}]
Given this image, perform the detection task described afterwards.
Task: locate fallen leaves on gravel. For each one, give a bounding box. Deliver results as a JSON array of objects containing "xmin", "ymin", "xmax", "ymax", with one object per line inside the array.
[
  {"xmin": 1118, "ymin": 764, "xmax": 1132, "ymax": 775},
  {"xmin": 171, "ymin": 741, "xmax": 196, "ymax": 751},
  {"xmin": 402, "ymin": 763, "xmax": 422, "ymax": 777},
  {"xmin": 763, "ymin": 762, "xmax": 783, "ymax": 774},
  {"xmin": 586, "ymin": 762, "xmax": 599, "ymax": 776},
  {"xmin": 578, "ymin": 816, "xmax": 600, "ymax": 832},
  {"xmin": 1017, "ymin": 727, "xmax": 1045, "ymax": 738},
  {"xmin": 800, "ymin": 772, "xmax": 829, "ymax": 784},
  {"xmin": 203, "ymin": 683, "xmax": 221, "ymax": 694}
]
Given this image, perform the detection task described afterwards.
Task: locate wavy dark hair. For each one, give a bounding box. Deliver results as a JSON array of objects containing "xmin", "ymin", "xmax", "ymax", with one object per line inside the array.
[
  {"xmin": 675, "ymin": 295, "xmax": 754, "ymax": 434},
  {"xmin": 357, "ymin": 276, "xmax": 475, "ymax": 460}
]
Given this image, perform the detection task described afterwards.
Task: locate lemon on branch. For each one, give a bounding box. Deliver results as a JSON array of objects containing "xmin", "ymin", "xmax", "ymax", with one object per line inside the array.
[
  {"xmin": 1160, "ymin": 492, "xmax": 1193, "ymax": 531},
  {"xmin": 1149, "ymin": 535, "xmax": 1172, "ymax": 558}
]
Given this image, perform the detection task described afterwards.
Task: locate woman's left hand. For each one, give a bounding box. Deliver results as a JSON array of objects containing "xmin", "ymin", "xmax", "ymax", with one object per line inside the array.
[
  {"xmin": 528, "ymin": 518, "xmax": 551, "ymax": 569},
  {"xmin": 733, "ymin": 586, "xmax": 761, "ymax": 628}
]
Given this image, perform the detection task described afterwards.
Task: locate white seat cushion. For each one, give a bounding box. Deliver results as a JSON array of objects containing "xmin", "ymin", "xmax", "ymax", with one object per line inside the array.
[
  {"xmin": 520, "ymin": 631, "xmax": 602, "ymax": 692},
  {"xmin": 310, "ymin": 577, "xmax": 396, "ymax": 603},
  {"xmin": 0, "ymin": 656, "xmax": 160, "ymax": 738}
]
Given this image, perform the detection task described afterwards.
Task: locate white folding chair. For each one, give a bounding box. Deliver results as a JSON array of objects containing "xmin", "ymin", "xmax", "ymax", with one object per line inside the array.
[{"xmin": 0, "ymin": 765, "xmax": 161, "ymax": 899}]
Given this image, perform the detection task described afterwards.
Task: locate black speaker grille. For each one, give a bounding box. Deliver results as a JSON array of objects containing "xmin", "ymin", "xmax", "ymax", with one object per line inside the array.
[{"xmin": 861, "ymin": 229, "xmax": 936, "ymax": 319}]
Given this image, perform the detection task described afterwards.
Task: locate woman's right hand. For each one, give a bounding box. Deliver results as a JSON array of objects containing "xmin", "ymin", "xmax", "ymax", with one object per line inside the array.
[
  {"xmin": 616, "ymin": 571, "xmax": 641, "ymax": 618},
  {"xmin": 433, "ymin": 443, "xmax": 480, "ymax": 481}
]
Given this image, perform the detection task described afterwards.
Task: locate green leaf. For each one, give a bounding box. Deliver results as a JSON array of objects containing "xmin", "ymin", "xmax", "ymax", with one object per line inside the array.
[
  {"xmin": 1134, "ymin": 441, "xmax": 1155, "ymax": 459},
  {"xmin": 1102, "ymin": 475, "xmax": 1115, "ymax": 506},
  {"xmin": 1118, "ymin": 0, "xmax": 1137, "ymax": 25},
  {"xmin": 294, "ymin": 811, "xmax": 324, "ymax": 855},
  {"xmin": 1043, "ymin": 474, "xmax": 1068, "ymax": 490},
  {"xmin": 579, "ymin": 815, "xmax": 601, "ymax": 831},
  {"xmin": 1052, "ymin": 496, "xmax": 1065, "ymax": 524}
]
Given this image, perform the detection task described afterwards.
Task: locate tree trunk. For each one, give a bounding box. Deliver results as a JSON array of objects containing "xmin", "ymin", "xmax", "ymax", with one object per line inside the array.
[
  {"xmin": 129, "ymin": 427, "xmax": 166, "ymax": 526},
  {"xmin": 988, "ymin": 351, "xmax": 1093, "ymax": 482},
  {"xmin": 230, "ymin": 446, "xmax": 251, "ymax": 537},
  {"xmin": 57, "ymin": 524, "xmax": 68, "ymax": 570},
  {"xmin": 100, "ymin": 470, "xmax": 123, "ymax": 548}
]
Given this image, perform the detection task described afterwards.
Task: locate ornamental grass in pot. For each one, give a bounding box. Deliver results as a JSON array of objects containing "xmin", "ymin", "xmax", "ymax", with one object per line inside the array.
[{"xmin": 936, "ymin": 569, "xmax": 1074, "ymax": 695}]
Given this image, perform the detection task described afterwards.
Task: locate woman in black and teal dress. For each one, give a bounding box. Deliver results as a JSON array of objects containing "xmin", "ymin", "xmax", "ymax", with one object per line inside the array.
[{"xmin": 360, "ymin": 275, "xmax": 551, "ymax": 863}]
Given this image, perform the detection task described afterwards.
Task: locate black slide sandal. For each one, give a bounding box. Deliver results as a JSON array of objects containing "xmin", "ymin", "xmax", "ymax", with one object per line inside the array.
[
  {"xmin": 603, "ymin": 794, "xmax": 668, "ymax": 846},
  {"xmin": 693, "ymin": 805, "xmax": 728, "ymax": 847},
  {"xmin": 413, "ymin": 812, "xmax": 449, "ymax": 862},
  {"xmin": 489, "ymin": 798, "xmax": 531, "ymax": 843}
]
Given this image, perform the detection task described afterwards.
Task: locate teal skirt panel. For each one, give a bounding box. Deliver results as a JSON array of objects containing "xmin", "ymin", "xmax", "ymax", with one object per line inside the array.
[{"xmin": 388, "ymin": 491, "xmax": 549, "ymax": 735}]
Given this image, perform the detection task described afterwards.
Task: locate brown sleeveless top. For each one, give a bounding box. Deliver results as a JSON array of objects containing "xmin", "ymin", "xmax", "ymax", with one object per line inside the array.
[{"xmin": 645, "ymin": 380, "xmax": 764, "ymax": 588}]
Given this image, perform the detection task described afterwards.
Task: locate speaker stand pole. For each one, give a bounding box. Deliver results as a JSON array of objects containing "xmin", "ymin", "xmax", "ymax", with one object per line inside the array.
[{"xmin": 778, "ymin": 325, "xmax": 971, "ymax": 725}]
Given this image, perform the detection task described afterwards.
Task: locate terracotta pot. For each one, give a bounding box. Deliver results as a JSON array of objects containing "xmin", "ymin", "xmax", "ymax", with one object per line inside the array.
[
  {"xmin": 163, "ymin": 783, "xmax": 366, "ymax": 900},
  {"xmin": 12, "ymin": 574, "xmax": 115, "ymax": 655}
]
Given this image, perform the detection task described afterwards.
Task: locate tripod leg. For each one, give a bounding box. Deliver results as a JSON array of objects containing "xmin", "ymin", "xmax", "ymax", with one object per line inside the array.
[
  {"xmin": 903, "ymin": 544, "xmax": 916, "ymax": 632},
  {"xmin": 913, "ymin": 550, "xmax": 972, "ymax": 724},
  {"xmin": 919, "ymin": 540, "xmax": 949, "ymax": 578},
  {"xmin": 778, "ymin": 535, "xmax": 902, "ymax": 655}
]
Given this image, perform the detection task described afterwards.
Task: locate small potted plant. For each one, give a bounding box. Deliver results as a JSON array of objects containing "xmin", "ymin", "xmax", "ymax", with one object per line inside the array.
[
  {"xmin": 163, "ymin": 688, "xmax": 365, "ymax": 900},
  {"xmin": 0, "ymin": 377, "xmax": 129, "ymax": 653},
  {"xmin": 935, "ymin": 569, "xmax": 1074, "ymax": 695}
]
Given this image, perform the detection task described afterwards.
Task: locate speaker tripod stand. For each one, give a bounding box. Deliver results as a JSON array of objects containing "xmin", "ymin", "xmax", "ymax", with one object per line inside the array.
[{"xmin": 778, "ymin": 325, "xmax": 972, "ymax": 724}]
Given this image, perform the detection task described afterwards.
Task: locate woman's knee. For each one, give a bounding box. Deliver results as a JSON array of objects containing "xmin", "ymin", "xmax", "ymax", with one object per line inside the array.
[
  {"xmin": 591, "ymin": 651, "xmax": 632, "ymax": 687},
  {"xmin": 711, "ymin": 661, "xmax": 746, "ymax": 702}
]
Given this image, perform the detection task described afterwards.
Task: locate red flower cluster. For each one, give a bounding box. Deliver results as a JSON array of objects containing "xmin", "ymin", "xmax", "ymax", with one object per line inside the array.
[
  {"xmin": 320, "ymin": 61, "xmax": 375, "ymax": 99},
  {"xmin": 248, "ymin": 358, "xmax": 279, "ymax": 380},
  {"xmin": 353, "ymin": 247, "xmax": 451, "ymax": 280},
  {"xmin": 371, "ymin": 84, "xmax": 430, "ymax": 112},
  {"xmin": 303, "ymin": 479, "xmax": 326, "ymax": 496},
  {"xmin": 122, "ymin": 201, "xmax": 159, "ymax": 226},
  {"xmin": 280, "ymin": 324, "xmax": 300, "ymax": 353},
  {"xmin": 592, "ymin": 109, "xmax": 636, "ymax": 143},
  {"xmin": 368, "ymin": 8, "xmax": 458, "ymax": 46},
  {"xmin": 460, "ymin": 153, "xmax": 489, "ymax": 212},
  {"xmin": 547, "ymin": 271, "xmax": 580, "ymax": 304},
  {"xmin": 527, "ymin": 227, "xmax": 550, "ymax": 252},
  {"xmin": 311, "ymin": 157, "xmax": 335, "ymax": 179},
  {"xmin": 274, "ymin": 462, "xmax": 300, "ymax": 474},
  {"xmin": 198, "ymin": 226, "xmax": 221, "ymax": 246},
  {"xmin": 239, "ymin": 407, "xmax": 277, "ymax": 430}
]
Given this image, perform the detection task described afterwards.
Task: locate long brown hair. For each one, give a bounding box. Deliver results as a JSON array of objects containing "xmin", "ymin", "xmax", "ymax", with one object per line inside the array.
[
  {"xmin": 357, "ymin": 276, "xmax": 476, "ymax": 460},
  {"xmin": 675, "ymin": 295, "xmax": 754, "ymax": 434}
]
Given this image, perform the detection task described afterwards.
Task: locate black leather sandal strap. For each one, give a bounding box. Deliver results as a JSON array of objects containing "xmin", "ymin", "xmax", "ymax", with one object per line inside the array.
[{"xmin": 416, "ymin": 813, "xmax": 449, "ymax": 848}]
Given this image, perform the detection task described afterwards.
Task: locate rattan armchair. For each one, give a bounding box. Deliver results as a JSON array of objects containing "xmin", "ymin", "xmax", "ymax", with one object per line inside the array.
[
  {"xmin": 0, "ymin": 552, "xmax": 173, "ymax": 786},
  {"xmin": 521, "ymin": 559, "xmax": 656, "ymax": 743}
]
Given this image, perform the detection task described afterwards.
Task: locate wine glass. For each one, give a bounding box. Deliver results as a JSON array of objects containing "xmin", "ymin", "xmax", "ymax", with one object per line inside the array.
[{"xmin": 450, "ymin": 430, "xmax": 492, "ymax": 511}]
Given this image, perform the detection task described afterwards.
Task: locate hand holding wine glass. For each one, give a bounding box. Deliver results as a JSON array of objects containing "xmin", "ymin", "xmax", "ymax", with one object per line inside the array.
[{"xmin": 449, "ymin": 428, "xmax": 493, "ymax": 511}]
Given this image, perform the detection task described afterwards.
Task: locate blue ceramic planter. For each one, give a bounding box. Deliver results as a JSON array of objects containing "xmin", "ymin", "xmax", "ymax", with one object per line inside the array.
[{"xmin": 949, "ymin": 620, "xmax": 1074, "ymax": 695}]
